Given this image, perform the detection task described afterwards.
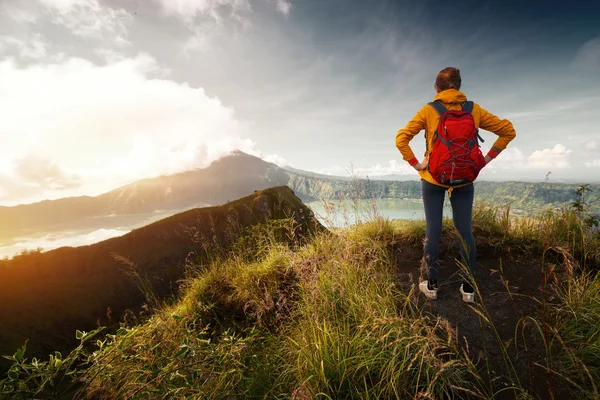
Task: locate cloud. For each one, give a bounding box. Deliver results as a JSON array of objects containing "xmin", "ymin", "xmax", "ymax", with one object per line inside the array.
[
  {"xmin": 585, "ymin": 159, "xmax": 600, "ymax": 168},
  {"xmin": 183, "ymin": 25, "xmax": 218, "ymax": 54},
  {"xmin": 585, "ymin": 139, "xmax": 599, "ymax": 151},
  {"xmin": 275, "ymin": 0, "xmax": 291, "ymax": 15},
  {"xmin": 153, "ymin": 0, "xmax": 292, "ymax": 55},
  {"xmin": 0, "ymin": 34, "xmax": 48, "ymax": 60},
  {"xmin": 93, "ymin": 47, "xmax": 127, "ymax": 63},
  {"xmin": 0, "ymin": 156, "xmax": 83, "ymax": 205},
  {"xmin": 504, "ymin": 98, "xmax": 596, "ymax": 121},
  {"xmin": 492, "ymin": 145, "xmax": 573, "ymax": 170},
  {"xmin": 572, "ymin": 37, "xmax": 600, "ymax": 73},
  {"xmin": 2, "ymin": 1, "xmax": 38, "ymax": 24},
  {"xmin": 262, "ymin": 153, "xmax": 288, "ymax": 167},
  {"xmin": 527, "ymin": 144, "xmax": 572, "ymax": 169},
  {"xmin": 0, "ymin": 54, "xmax": 260, "ymax": 205},
  {"xmin": 312, "ymin": 160, "xmax": 415, "ymax": 178},
  {"xmin": 151, "ymin": 0, "xmax": 253, "ymax": 55},
  {"xmin": 12, "ymin": 156, "xmax": 82, "ymax": 190},
  {"xmin": 152, "ymin": 0, "xmax": 250, "ymax": 25},
  {"xmin": 0, "ymin": 228, "xmax": 129, "ymax": 258},
  {"xmin": 493, "ymin": 147, "xmax": 527, "ymax": 168},
  {"xmin": 38, "ymin": 0, "xmax": 132, "ymax": 44}
]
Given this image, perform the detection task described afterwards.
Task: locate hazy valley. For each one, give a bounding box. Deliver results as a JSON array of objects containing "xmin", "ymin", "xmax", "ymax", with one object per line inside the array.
[{"xmin": 2, "ymin": 151, "xmax": 598, "ymax": 260}]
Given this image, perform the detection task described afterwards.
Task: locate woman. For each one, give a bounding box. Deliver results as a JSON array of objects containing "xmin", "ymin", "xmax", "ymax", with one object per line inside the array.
[{"xmin": 396, "ymin": 67, "xmax": 516, "ymax": 303}]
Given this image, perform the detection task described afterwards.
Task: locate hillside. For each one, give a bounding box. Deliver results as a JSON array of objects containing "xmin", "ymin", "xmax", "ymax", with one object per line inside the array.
[
  {"xmin": 287, "ymin": 175, "xmax": 600, "ymax": 214},
  {"xmin": 0, "ymin": 186, "xmax": 323, "ymax": 370},
  {"xmin": 2, "ymin": 199, "xmax": 599, "ymax": 399},
  {"xmin": 2, "ymin": 152, "xmax": 598, "ymax": 243},
  {"xmin": 0, "ymin": 151, "xmax": 289, "ymax": 238}
]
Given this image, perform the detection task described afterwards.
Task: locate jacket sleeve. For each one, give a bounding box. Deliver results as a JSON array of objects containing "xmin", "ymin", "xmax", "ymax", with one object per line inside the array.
[
  {"xmin": 478, "ymin": 105, "xmax": 516, "ymax": 158},
  {"xmin": 396, "ymin": 107, "xmax": 426, "ymax": 166}
]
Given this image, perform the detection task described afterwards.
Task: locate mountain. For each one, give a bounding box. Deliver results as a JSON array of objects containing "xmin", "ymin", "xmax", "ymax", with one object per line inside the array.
[
  {"xmin": 0, "ymin": 151, "xmax": 290, "ymax": 239},
  {"xmin": 282, "ymin": 165, "xmax": 353, "ymax": 181},
  {"xmin": 289, "ymin": 174, "xmax": 599, "ymax": 214},
  {"xmin": 1, "ymin": 151, "xmax": 598, "ymax": 243},
  {"xmin": 0, "ymin": 186, "xmax": 323, "ymax": 369},
  {"xmin": 366, "ymin": 174, "xmax": 419, "ymax": 181}
]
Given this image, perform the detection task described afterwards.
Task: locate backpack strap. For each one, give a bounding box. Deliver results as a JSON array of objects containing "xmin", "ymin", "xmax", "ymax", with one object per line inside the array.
[
  {"xmin": 461, "ymin": 101, "xmax": 474, "ymax": 113},
  {"xmin": 426, "ymin": 101, "xmax": 448, "ymax": 149},
  {"xmin": 461, "ymin": 100, "xmax": 483, "ymax": 144},
  {"xmin": 428, "ymin": 101, "xmax": 447, "ymax": 116}
]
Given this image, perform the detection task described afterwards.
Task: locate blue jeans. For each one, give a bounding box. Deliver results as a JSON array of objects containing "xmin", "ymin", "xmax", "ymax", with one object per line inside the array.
[{"xmin": 422, "ymin": 180, "xmax": 476, "ymax": 281}]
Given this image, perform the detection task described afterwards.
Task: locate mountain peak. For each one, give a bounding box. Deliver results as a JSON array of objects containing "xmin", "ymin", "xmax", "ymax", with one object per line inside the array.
[
  {"xmin": 213, "ymin": 150, "xmax": 269, "ymax": 165},
  {"xmin": 228, "ymin": 150, "xmax": 252, "ymax": 157},
  {"xmin": 208, "ymin": 150, "xmax": 276, "ymax": 172}
]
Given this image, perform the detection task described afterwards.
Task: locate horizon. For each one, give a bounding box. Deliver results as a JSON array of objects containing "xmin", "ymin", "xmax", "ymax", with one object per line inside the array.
[
  {"xmin": 0, "ymin": 150, "xmax": 598, "ymax": 208},
  {"xmin": 1, "ymin": 147, "xmax": 597, "ymax": 259},
  {"xmin": 1, "ymin": 0, "xmax": 600, "ymax": 205}
]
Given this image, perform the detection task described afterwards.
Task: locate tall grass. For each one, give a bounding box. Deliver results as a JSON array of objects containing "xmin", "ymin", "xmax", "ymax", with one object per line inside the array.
[
  {"xmin": 472, "ymin": 202, "xmax": 600, "ymax": 268},
  {"xmin": 59, "ymin": 218, "xmax": 481, "ymax": 399},
  {"xmin": 471, "ymin": 202, "xmax": 600, "ymax": 398},
  {"xmin": 551, "ymin": 268, "xmax": 600, "ymax": 398},
  {"xmin": 77, "ymin": 245, "xmax": 296, "ymax": 399},
  {"xmin": 284, "ymin": 219, "xmax": 480, "ymax": 398},
  {"xmin": 3, "ymin": 200, "xmax": 600, "ymax": 399}
]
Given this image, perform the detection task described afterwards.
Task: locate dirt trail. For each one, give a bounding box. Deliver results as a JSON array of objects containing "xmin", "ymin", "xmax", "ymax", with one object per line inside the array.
[{"xmin": 393, "ymin": 233, "xmax": 564, "ymax": 399}]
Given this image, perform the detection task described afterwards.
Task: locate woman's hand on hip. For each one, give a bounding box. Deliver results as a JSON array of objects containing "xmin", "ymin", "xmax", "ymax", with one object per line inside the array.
[{"xmin": 413, "ymin": 159, "xmax": 429, "ymax": 171}]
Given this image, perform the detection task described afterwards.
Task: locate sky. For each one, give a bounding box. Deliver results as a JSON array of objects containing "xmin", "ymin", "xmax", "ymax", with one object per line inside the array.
[{"xmin": 0, "ymin": 0, "xmax": 599, "ymax": 206}]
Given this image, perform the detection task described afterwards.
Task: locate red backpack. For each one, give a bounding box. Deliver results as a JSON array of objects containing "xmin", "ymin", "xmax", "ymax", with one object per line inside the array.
[{"xmin": 427, "ymin": 100, "xmax": 486, "ymax": 185}]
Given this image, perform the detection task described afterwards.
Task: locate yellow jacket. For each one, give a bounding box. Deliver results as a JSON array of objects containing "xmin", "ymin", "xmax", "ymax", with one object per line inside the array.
[{"xmin": 396, "ymin": 89, "xmax": 516, "ymax": 187}]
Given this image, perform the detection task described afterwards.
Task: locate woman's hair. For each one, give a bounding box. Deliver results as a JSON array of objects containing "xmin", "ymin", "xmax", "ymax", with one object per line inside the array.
[{"xmin": 435, "ymin": 67, "xmax": 461, "ymax": 91}]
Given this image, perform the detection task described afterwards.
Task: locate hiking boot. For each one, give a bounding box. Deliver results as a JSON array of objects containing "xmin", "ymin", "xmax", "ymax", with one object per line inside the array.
[
  {"xmin": 419, "ymin": 280, "xmax": 438, "ymax": 300},
  {"xmin": 460, "ymin": 282, "xmax": 475, "ymax": 303}
]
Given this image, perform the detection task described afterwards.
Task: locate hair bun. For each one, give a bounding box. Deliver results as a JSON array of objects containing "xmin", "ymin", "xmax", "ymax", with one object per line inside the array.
[{"xmin": 436, "ymin": 67, "xmax": 461, "ymax": 91}]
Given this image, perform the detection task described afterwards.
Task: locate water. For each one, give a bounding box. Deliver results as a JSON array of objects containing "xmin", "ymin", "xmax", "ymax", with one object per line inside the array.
[
  {"xmin": 0, "ymin": 199, "xmax": 451, "ymax": 258},
  {"xmin": 306, "ymin": 198, "xmax": 452, "ymax": 228},
  {"xmin": 0, "ymin": 208, "xmax": 189, "ymax": 259}
]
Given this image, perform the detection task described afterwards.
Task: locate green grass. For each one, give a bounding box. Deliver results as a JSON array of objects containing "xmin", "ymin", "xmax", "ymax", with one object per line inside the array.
[
  {"xmin": 63, "ymin": 219, "xmax": 479, "ymax": 399},
  {"xmin": 471, "ymin": 202, "xmax": 600, "ymax": 268},
  {"xmin": 552, "ymin": 269, "xmax": 600, "ymax": 398},
  {"xmin": 2, "ymin": 203, "xmax": 600, "ymax": 399},
  {"xmin": 286, "ymin": 219, "xmax": 477, "ymax": 398}
]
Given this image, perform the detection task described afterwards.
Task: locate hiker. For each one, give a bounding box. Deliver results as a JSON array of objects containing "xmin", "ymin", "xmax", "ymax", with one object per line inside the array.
[{"xmin": 395, "ymin": 67, "xmax": 516, "ymax": 303}]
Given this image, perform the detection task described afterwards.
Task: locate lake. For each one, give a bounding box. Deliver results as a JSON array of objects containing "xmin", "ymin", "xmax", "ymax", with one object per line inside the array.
[
  {"xmin": 306, "ymin": 198, "xmax": 451, "ymax": 227},
  {"xmin": 0, "ymin": 199, "xmax": 450, "ymax": 259},
  {"xmin": 0, "ymin": 209, "xmax": 187, "ymax": 259}
]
